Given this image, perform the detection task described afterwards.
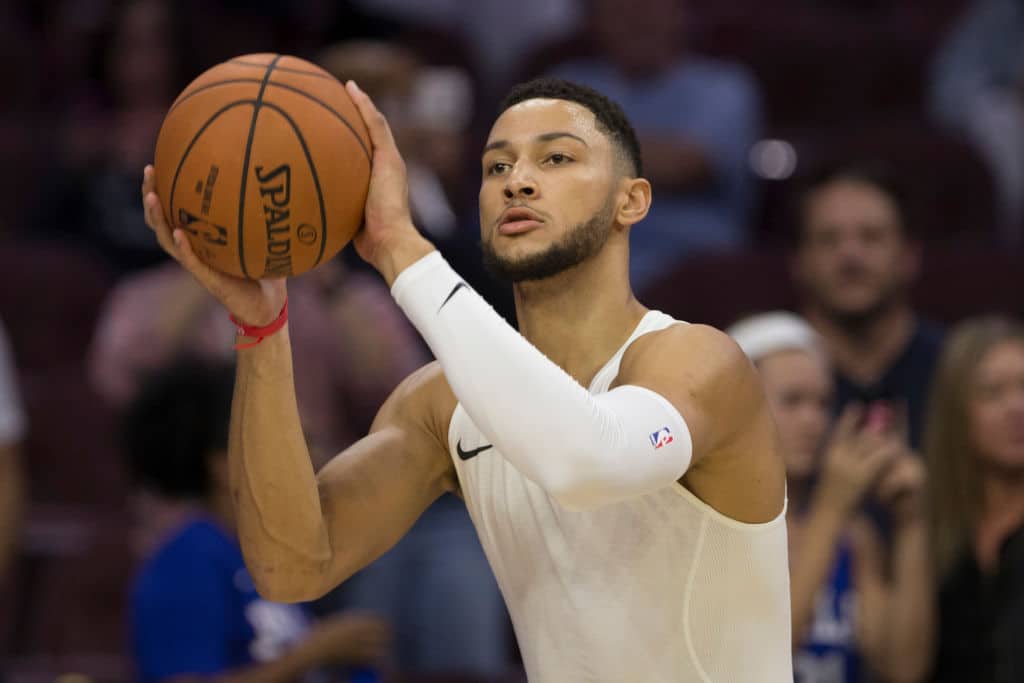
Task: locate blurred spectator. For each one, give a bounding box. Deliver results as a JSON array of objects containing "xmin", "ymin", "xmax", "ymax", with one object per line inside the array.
[
  {"xmin": 315, "ymin": 42, "xmax": 514, "ymax": 678},
  {"xmin": 320, "ymin": 41, "xmax": 473, "ymax": 243},
  {"xmin": 124, "ymin": 359, "xmax": 391, "ymax": 683},
  {"xmin": 88, "ymin": 259, "xmax": 424, "ymax": 468},
  {"xmin": 352, "ymin": 0, "xmax": 582, "ymax": 96},
  {"xmin": 34, "ymin": 0, "xmax": 183, "ymax": 274},
  {"xmin": 319, "ymin": 40, "xmax": 516, "ymax": 322},
  {"xmin": 729, "ymin": 312, "xmax": 933, "ymax": 683},
  {"xmin": 792, "ymin": 163, "xmax": 944, "ymax": 449},
  {"xmin": 0, "ymin": 319, "xmax": 25, "ymax": 585},
  {"xmin": 926, "ymin": 316, "xmax": 1024, "ymax": 683},
  {"xmin": 551, "ymin": 0, "xmax": 762, "ymax": 290},
  {"xmin": 930, "ymin": 0, "xmax": 1024, "ymax": 246}
]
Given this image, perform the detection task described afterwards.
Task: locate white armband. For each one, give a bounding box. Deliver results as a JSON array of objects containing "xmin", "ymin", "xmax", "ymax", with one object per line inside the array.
[{"xmin": 391, "ymin": 251, "xmax": 692, "ymax": 510}]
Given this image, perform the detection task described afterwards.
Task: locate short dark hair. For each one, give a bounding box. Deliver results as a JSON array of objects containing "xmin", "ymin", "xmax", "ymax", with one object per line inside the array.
[
  {"xmin": 793, "ymin": 160, "xmax": 911, "ymax": 245},
  {"xmin": 122, "ymin": 359, "xmax": 235, "ymax": 501},
  {"xmin": 499, "ymin": 77, "xmax": 643, "ymax": 177}
]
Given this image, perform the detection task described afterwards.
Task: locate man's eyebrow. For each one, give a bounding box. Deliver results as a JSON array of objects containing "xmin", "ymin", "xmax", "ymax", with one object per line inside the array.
[
  {"xmin": 536, "ymin": 131, "xmax": 588, "ymax": 146},
  {"xmin": 483, "ymin": 139, "xmax": 508, "ymax": 153},
  {"xmin": 483, "ymin": 131, "xmax": 590, "ymax": 154}
]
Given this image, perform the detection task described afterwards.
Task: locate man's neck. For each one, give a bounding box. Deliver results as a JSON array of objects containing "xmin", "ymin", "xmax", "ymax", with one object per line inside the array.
[
  {"xmin": 805, "ymin": 303, "xmax": 916, "ymax": 386},
  {"xmin": 512, "ymin": 241, "xmax": 647, "ymax": 386}
]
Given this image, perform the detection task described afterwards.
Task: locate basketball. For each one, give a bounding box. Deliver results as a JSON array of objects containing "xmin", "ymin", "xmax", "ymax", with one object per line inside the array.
[{"xmin": 153, "ymin": 53, "xmax": 371, "ymax": 279}]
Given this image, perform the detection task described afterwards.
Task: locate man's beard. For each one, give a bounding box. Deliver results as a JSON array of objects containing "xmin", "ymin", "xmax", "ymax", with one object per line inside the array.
[
  {"xmin": 481, "ymin": 200, "xmax": 615, "ymax": 283},
  {"xmin": 817, "ymin": 279, "xmax": 906, "ymax": 332}
]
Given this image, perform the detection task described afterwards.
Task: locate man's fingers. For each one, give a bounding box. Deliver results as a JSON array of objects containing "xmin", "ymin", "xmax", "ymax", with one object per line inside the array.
[
  {"xmin": 143, "ymin": 191, "xmax": 164, "ymax": 232},
  {"xmin": 345, "ymin": 80, "xmax": 396, "ymax": 152},
  {"xmin": 171, "ymin": 229, "xmax": 225, "ymax": 293},
  {"xmin": 142, "ymin": 164, "xmax": 155, "ymax": 195}
]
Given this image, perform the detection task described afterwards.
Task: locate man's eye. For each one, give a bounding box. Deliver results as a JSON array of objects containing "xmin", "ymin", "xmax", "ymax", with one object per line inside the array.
[{"xmin": 488, "ymin": 162, "xmax": 510, "ymax": 175}]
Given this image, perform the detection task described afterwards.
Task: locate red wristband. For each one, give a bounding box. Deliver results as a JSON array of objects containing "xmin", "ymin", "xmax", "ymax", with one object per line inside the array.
[{"xmin": 230, "ymin": 298, "xmax": 288, "ymax": 350}]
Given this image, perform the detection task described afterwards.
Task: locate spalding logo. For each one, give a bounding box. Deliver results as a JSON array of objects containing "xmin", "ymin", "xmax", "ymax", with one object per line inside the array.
[{"xmin": 255, "ymin": 163, "xmax": 294, "ymax": 277}]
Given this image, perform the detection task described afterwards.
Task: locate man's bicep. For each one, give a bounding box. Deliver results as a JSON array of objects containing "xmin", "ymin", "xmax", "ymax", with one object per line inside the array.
[
  {"xmin": 314, "ymin": 362, "xmax": 457, "ymax": 584},
  {"xmin": 617, "ymin": 324, "xmax": 761, "ymax": 464}
]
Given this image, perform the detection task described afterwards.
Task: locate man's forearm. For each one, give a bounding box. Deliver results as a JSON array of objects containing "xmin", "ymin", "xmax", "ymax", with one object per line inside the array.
[
  {"xmin": 390, "ymin": 252, "xmax": 691, "ymax": 509},
  {"xmin": 230, "ymin": 327, "xmax": 332, "ymax": 602}
]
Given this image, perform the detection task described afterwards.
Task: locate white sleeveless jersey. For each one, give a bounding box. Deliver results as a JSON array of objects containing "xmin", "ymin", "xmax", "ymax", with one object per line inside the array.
[{"xmin": 447, "ymin": 311, "xmax": 793, "ymax": 682}]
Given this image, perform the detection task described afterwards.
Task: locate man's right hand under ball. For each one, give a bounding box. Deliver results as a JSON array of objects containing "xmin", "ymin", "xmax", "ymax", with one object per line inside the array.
[{"xmin": 141, "ymin": 164, "xmax": 287, "ymax": 328}]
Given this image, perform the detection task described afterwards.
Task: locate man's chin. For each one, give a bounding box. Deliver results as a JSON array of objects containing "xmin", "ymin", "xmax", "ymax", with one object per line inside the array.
[
  {"xmin": 482, "ymin": 258, "xmax": 561, "ymax": 283},
  {"xmin": 823, "ymin": 296, "xmax": 891, "ymax": 326},
  {"xmin": 481, "ymin": 249, "xmax": 575, "ymax": 283}
]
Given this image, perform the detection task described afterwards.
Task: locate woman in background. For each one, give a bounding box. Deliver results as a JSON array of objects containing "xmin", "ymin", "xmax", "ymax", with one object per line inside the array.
[
  {"xmin": 729, "ymin": 312, "xmax": 933, "ymax": 683},
  {"xmin": 926, "ymin": 316, "xmax": 1024, "ymax": 683}
]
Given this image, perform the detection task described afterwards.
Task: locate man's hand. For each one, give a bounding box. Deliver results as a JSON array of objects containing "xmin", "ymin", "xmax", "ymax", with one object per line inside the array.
[
  {"xmin": 344, "ymin": 81, "xmax": 434, "ymax": 286},
  {"xmin": 141, "ymin": 166, "xmax": 286, "ymax": 327},
  {"xmin": 815, "ymin": 404, "xmax": 901, "ymax": 518}
]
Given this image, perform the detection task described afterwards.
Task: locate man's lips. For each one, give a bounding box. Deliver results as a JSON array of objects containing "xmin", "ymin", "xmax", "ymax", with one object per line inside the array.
[{"xmin": 498, "ymin": 207, "xmax": 544, "ymax": 235}]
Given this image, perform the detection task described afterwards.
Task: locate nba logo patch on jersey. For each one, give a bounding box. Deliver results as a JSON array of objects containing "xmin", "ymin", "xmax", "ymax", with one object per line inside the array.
[{"xmin": 649, "ymin": 427, "xmax": 674, "ymax": 449}]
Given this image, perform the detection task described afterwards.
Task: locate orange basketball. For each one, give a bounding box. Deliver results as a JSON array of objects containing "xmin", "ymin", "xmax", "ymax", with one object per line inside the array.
[{"xmin": 153, "ymin": 53, "xmax": 371, "ymax": 279}]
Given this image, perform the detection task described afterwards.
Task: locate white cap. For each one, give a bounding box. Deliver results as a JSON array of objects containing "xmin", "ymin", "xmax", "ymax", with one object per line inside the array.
[{"xmin": 726, "ymin": 311, "xmax": 825, "ymax": 364}]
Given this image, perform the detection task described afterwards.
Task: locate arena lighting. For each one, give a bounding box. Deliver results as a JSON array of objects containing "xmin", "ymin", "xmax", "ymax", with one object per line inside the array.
[{"xmin": 749, "ymin": 139, "xmax": 798, "ymax": 179}]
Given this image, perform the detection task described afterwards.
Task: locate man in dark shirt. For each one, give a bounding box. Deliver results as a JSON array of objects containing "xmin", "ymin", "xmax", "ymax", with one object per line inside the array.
[{"xmin": 792, "ymin": 162, "xmax": 944, "ymax": 449}]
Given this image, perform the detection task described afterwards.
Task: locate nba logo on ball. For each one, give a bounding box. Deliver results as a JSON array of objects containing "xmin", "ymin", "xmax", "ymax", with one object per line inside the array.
[{"xmin": 649, "ymin": 427, "xmax": 674, "ymax": 450}]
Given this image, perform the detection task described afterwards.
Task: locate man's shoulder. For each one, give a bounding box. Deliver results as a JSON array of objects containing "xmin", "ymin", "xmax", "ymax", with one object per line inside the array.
[
  {"xmin": 623, "ymin": 322, "xmax": 750, "ymax": 377},
  {"xmin": 392, "ymin": 361, "xmax": 456, "ymax": 410},
  {"xmin": 379, "ymin": 361, "xmax": 458, "ymax": 445}
]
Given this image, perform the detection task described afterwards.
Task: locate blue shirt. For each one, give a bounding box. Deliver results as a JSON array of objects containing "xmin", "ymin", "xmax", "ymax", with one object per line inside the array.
[
  {"xmin": 131, "ymin": 516, "xmax": 309, "ymax": 682},
  {"xmin": 794, "ymin": 541, "xmax": 861, "ymax": 683},
  {"xmin": 551, "ymin": 57, "xmax": 762, "ymax": 288}
]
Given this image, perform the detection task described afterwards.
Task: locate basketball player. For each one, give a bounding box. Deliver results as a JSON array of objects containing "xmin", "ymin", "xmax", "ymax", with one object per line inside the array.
[{"xmin": 141, "ymin": 77, "xmax": 792, "ymax": 681}]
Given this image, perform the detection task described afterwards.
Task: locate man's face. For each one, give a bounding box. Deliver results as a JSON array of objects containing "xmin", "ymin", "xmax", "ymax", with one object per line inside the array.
[
  {"xmin": 794, "ymin": 179, "xmax": 917, "ymax": 322},
  {"xmin": 479, "ymin": 98, "xmax": 622, "ymax": 282}
]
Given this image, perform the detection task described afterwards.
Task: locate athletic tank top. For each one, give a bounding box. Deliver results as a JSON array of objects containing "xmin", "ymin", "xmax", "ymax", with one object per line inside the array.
[
  {"xmin": 447, "ymin": 310, "xmax": 793, "ymax": 682},
  {"xmin": 794, "ymin": 540, "xmax": 861, "ymax": 683}
]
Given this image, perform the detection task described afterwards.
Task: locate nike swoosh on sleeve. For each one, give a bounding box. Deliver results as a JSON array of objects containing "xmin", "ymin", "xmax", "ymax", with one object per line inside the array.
[{"xmin": 438, "ymin": 281, "xmax": 468, "ymax": 313}]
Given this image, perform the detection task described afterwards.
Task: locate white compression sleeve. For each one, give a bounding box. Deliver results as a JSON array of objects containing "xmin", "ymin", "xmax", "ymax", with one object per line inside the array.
[{"xmin": 391, "ymin": 251, "xmax": 692, "ymax": 510}]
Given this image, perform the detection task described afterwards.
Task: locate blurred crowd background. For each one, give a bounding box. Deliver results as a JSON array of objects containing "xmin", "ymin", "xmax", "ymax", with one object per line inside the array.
[{"xmin": 1, "ymin": 0, "xmax": 1023, "ymax": 682}]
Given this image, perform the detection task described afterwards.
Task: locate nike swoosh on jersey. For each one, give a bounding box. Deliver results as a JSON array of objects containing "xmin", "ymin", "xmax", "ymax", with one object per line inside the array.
[{"xmin": 456, "ymin": 439, "xmax": 494, "ymax": 461}]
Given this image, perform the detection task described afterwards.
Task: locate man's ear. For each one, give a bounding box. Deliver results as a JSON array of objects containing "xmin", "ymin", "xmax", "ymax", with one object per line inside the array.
[{"xmin": 616, "ymin": 176, "xmax": 652, "ymax": 228}]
